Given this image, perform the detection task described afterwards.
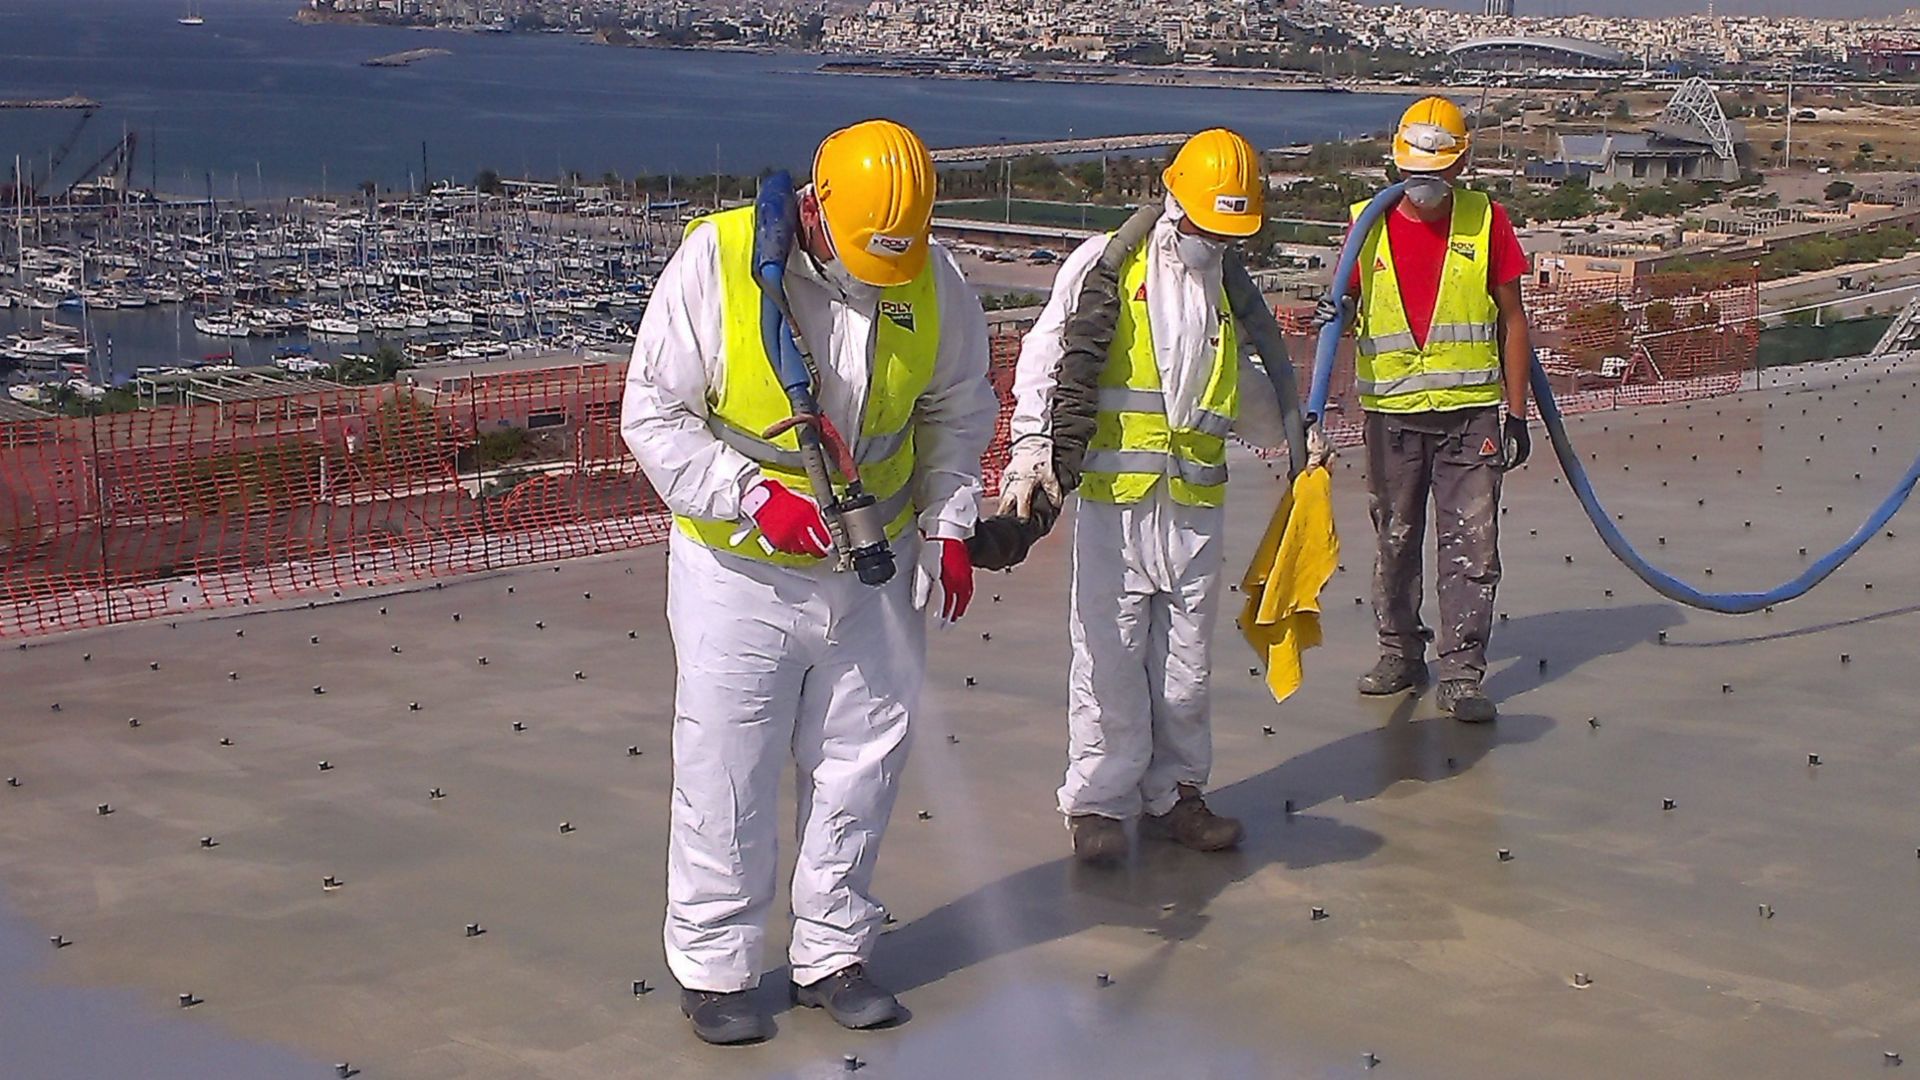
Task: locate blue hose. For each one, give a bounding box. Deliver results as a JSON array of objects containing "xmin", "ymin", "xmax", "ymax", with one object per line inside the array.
[{"xmin": 1312, "ymin": 182, "xmax": 1920, "ymax": 615}]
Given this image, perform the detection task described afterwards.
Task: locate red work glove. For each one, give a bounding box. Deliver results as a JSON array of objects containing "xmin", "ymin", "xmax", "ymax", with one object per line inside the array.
[
  {"xmin": 741, "ymin": 479, "xmax": 831, "ymax": 557},
  {"xmin": 912, "ymin": 536, "xmax": 974, "ymax": 625}
]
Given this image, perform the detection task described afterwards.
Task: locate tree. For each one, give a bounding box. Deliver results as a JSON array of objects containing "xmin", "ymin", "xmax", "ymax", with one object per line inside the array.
[
  {"xmin": 1825, "ymin": 179, "xmax": 1856, "ymax": 202},
  {"xmin": 475, "ymin": 168, "xmax": 503, "ymax": 195}
]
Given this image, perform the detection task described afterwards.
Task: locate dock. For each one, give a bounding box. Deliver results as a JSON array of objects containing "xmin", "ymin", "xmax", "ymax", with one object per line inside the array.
[
  {"xmin": 363, "ymin": 48, "xmax": 451, "ymax": 68},
  {"xmin": 0, "ymin": 94, "xmax": 101, "ymax": 110},
  {"xmin": 931, "ymin": 132, "xmax": 1194, "ymax": 162}
]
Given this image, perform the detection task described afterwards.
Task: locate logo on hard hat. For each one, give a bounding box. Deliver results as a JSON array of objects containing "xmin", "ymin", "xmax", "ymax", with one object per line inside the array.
[
  {"xmin": 1213, "ymin": 195, "xmax": 1249, "ymax": 215},
  {"xmin": 879, "ymin": 299, "xmax": 915, "ymax": 330},
  {"xmin": 866, "ymin": 233, "xmax": 915, "ymax": 256}
]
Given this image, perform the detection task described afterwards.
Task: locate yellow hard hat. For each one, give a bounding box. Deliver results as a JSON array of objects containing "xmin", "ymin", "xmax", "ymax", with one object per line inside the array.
[
  {"xmin": 1162, "ymin": 128, "xmax": 1264, "ymax": 237},
  {"xmin": 1393, "ymin": 96, "xmax": 1470, "ymax": 173},
  {"xmin": 812, "ymin": 119, "xmax": 937, "ymax": 288}
]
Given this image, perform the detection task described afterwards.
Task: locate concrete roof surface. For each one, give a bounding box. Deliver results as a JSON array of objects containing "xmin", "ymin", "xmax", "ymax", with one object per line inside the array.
[{"xmin": 3, "ymin": 354, "xmax": 1920, "ymax": 1079}]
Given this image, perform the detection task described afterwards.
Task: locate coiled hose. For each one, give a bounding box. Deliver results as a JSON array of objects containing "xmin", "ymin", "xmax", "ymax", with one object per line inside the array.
[{"xmin": 1312, "ymin": 184, "xmax": 1920, "ymax": 615}]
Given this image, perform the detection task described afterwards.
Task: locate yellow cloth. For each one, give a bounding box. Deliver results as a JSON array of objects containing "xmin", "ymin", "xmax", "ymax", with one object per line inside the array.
[{"xmin": 1237, "ymin": 465, "xmax": 1340, "ymax": 704}]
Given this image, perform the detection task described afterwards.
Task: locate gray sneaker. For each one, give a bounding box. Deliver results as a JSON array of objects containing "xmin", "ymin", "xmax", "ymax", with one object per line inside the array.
[
  {"xmin": 1437, "ymin": 679, "xmax": 1497, "ymax": 723},
  {"xmin": 1357, "ymin": 655, "xmax": 1430, "ymax": 696}
]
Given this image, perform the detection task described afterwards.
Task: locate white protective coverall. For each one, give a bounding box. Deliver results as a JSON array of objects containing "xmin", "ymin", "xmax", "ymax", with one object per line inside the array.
[
  {"xmin": 1011, "ymin": 195, "xmax": 1286, "ymax": 821},
  {"xmin": 622, "ymin": 221, "xmax": 998, "ymax": 993}
]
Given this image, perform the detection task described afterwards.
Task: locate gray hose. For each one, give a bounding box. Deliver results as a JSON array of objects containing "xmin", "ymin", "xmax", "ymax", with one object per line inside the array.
[
  {"xmin": 1049, "ymin": 203, "xmax": 1162, "ymax": 491},
  {"xmin": 1222, "ymin": 251, "xmax": 1308, "ymax": 479}
]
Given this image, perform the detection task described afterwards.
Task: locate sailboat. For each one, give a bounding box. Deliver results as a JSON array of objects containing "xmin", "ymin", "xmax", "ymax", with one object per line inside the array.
[{"xmin": 179, "ymin": 2, "xmax": 205, "ymax": 27}]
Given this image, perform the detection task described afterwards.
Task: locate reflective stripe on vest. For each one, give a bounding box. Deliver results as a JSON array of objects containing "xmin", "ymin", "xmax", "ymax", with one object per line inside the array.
[
  {"xmin": 670, "ymin": 206, "xmax": 940, "ymax": 566},
  {"xmin": 1350, "ymin": 189, "xmax": 1503, "ymax": 414},
  {"xmin": 1079, "ymin": 239, "xmax": 1239, "ymax": 509}
]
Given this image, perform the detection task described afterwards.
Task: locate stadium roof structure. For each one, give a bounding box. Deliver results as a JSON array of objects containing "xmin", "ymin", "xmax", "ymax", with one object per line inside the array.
[{"xmin": 1446, "ymin": 35, "xmax": 1634, "ymax": 70}]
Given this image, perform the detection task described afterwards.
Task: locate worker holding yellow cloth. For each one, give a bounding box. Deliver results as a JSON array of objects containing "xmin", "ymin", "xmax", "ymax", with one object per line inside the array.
[{"xmin": 1239, "ymin": 465, "xmax": 1339, "ymax": 704}]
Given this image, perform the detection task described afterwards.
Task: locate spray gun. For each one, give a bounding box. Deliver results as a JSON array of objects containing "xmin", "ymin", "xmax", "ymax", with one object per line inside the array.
[{"xmin": 749, "ymin": 171, "xmax": 897, "ymax": 587}]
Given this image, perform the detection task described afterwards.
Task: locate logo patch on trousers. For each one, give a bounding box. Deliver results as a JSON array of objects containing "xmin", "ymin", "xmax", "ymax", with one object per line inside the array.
[
  {"xmin": 1480, "ymin": 437, "xmax": 1499, "ymax": 457},
  {"xmin": 879, "ymin": 300, "xmax": 915, "ymax": 331}
]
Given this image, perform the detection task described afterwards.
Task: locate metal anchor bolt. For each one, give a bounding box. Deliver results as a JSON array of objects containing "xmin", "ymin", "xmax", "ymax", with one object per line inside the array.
[
  {"xmin": 97, "ymin": 804, "xmax": 113, "ymax": 816},
  {"xmin": 390, "ymin": 645, "xmax": 401, "ymax": 654},
  {"xmin": 946, "ymin": 734, "xmax": 960, "ymax": 745},
  {"xmin": 379, "ymin": 607, "xmax": 387, "ymax": 615},
  {"xmin": 1095, "ymin": 972, "xmax": 1112, "ymax": 987},
  {"xmin": 1263, "ymin": 725, "xmax": 1276, "ymax": 736},
  {"xmin": 1809, "ymin": 754, "xmax": 1822, "ymax": 766},
  {"xmin": 1362, "ymin": 1052, "xmax": 1381, "ymax": 1069},
  {"xmin": 1498, "ymin": 848, "xmax": 1513, "ymax": 862},
  {"xmin": 228, "ymin": 671, "xmax": 239, "ymax": 680},
  {"xmin": 627, "ymin": 630, "xmax": 638, "ymax": 639},
  {"xmin": 1285, "ymin": 799, "xmax": 1296, "ymax": 815},
  {"xmin": 429, "ymin": 788, "xmax": 445, "ymax": 800},
  {"xmin": 1249, "ymin": 666, "xmax": 1259, "ymax": 677},
  {"xmin": 1663, "ymin": 798, "xmax": 1677, "ymax": 811},
  {"xmin": 507, "ymin": 587, "xmax": 515, "ymax": 594},
  {"xmin": 465, "ymin": 923, "xmax": 484, "ymax": 938},
  {"xmin": 1572, "ymin": 972, "xmax": 1593, "ymax": 989},
  {"xmin": 452, "ymin": 613, "xmax": 460, "ymax": 621},
  {"xmin": 1759, "ymin": 904, "xmax": 1774, "ymax": 919},
  {"xmin": 317, "ymin": 760, "xmax": 335, "ymax": 772},
  {"xmin": 627, "ymin": 746, "xmax": 641, "ymax": 757},
  {"xmin": 632, "ymin": 979, "xmax": 651, "ymax": 996},
  {"xmin": 573, "ymin": 670, "xmax": 586, "ymax": 680},
  {"xmin": 1588, "ymin": 717, "xmax": 1601, "ymax": 729},
  {"xmin": 128, "ymin": 718, "xmax": 140, "ymax": 728},
  {"xmin": 477, "ymin": 656, "xmax": 488, "ymax": 665},
  {"xmin": 312, "ymin": 685, "xmax": 325, "ymax": 695},
  {"xmin": 50, "ymin": 935, "xmax": 68, "ymax": 948},
  {"xmin": 1658, "ymin": 631, "xmax": 1668, "ymax": 643},
  {"xmin": 583, "ymin": 592, "xmax": 592, "ymax": 600},
  {"xmin": 149, "ymin": 662, "xmax": 160, "ymax": 671},
  {"xmin": 336, "ymin": 1064, "xmax": 357, "ymax": 1079},
  {"xmin": 917, "ymin": 810, "xmax": 932, "ymax": 820},
  {"xmin": 1887, "ymin": 1052, "xmax": 1903, "ymax": 1066},
  {"xmin": 309, "ymin": 636, "xmax": 320, "ymax": 645},
  {"xmin": 535, "ymin": 621, "xmax": 545, "ymax": 629},
  {"xmin": 843, "ymin": 1053, "xmax": 861, "ymax": 1072},
  {"xmin": 1538, "ymin": 659, "xmax": 1548, "ymax": 672},
  {"xmin": 981, "ymin": 632, "xmax": 991, "ymax": 641},
  {"xmin": 1841, "ymin": 654, "xmax": 1851, "ymax": 664},
  {"xmin": 965, "ymin": 676, "xmax": 977, "ymax": 687},
  {"xmin": 1721, "ymin": 683, "xmax": 1732, "ymax": 694},
  {"xmin": 559, "ymin": 822, "xmax": 575, "ymax": 834},
  {"xmin": 200, "ymin": 836, "xmax": 217, "ymax": 849},
  {"xmin": 408, "ymin": 702, "xmax": 420, "ymax": 712},
  {"xmin": 511, "ymin": 722, "xmax": 525, "ymax": 732},
  {"xmin": 322, "ymin": 876, "xmax": 342, "ymax": 891},
  {"xmin": 179, "ymin": 992, "xmax": 201, "ymax": 1008},
  {"xmin": 5, "ymin": 777, "xmax": 18, "ymax": 787},
  {"xmin": 1310, "ymin": 906, "xmax": 1329, "ymax": 921},
  {"xmin": 82, "ymin": 653, "xmax": 90, "ymax": 662}
]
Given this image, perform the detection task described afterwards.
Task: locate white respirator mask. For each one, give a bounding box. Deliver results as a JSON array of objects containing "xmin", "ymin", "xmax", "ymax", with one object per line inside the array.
[
  {"xmin": 816, "ymin": 254, "xmax": 879, "ymax": 304},
  {"xmin": 1403, "ymin": 174, "xmax": 1453, "ymax": 210},
  {"xmin": 1173, "ymin": 230, "xmax": 1227, "ymax": 271}
]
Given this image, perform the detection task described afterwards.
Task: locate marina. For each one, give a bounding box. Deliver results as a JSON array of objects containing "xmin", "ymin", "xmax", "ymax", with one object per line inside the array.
[{"xmin": 2, "ymin": 183, "xmax": 682, "ymax": 404}]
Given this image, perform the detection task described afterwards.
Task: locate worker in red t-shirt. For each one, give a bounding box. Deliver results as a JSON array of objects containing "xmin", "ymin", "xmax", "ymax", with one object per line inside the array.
[{"xmin": 1312, "ymin": 96, "xmax": 1536, "ymax": 723}]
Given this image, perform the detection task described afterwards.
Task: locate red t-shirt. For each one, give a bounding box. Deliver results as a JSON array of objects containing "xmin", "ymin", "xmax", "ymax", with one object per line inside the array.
[{"xmin": 1348, "ymin": 200, "xmax": 1528, "ymax": 350}]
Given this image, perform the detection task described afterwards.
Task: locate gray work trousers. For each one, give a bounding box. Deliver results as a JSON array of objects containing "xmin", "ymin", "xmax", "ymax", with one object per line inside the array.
[{"xmin": 1363, "ymin": 406, "xmax": 1504, "ymax": 683}]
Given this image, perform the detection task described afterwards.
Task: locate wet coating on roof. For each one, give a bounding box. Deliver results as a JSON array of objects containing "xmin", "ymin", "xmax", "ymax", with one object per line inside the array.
[{"xmin": 2, "ymin": 353, "xmax": 1918, "ymax": 1079}]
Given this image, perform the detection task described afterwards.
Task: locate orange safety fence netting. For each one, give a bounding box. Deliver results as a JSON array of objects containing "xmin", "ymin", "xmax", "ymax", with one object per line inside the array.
[{"xmin": 0, "ymin": 277, "xmax": 1758, "ymax": 638}]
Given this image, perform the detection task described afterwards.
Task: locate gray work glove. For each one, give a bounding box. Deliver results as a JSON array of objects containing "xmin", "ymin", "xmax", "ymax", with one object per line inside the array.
[
  {"xmin": 1304, "ymin": 418, "xmax": 1335, "ymax": 470},
  {"xmin": 1313, "ymin": 295, "xmax": 1350, "ymax": 329},
  {"xmin": 998, "ymin": 435, "xmax": 1063, "ymax": 522}
]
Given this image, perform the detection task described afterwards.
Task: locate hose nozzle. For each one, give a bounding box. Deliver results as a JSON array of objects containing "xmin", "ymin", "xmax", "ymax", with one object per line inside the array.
[{"xmin": 833, "ymin": 490, "xmax": 895, "ymax": 586}]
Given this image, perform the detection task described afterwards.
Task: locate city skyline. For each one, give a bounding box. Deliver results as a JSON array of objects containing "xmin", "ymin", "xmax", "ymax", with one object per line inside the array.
[{"xmin": 1387, "ymin": 0, "xmax": 1920, "ymax": 16}]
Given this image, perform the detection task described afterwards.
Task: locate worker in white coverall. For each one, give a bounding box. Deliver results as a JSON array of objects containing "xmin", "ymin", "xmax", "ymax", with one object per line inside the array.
[
  {"xmin": 1000, "ymin": 129, "xmax": 1289, "ymax": 864},
  {"xmin": 621, "ymin": 119, "xmax": 997, "ymax": 1045}
]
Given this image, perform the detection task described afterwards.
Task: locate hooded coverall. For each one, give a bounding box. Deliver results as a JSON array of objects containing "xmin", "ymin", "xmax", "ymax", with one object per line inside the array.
[
  {"xmin": 621, "ymin": 218, "xmax": 997, "ymax": 993},
  {"xmin": 1012, "ymin": 196, "xmax": 1286, "ymax": 822}
]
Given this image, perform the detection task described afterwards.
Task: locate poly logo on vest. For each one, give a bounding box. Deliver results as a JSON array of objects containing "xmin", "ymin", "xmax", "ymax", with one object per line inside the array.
[
  {"xmin": 1449, "ymin": 240, "xmax": 1478, "ymax": 260},
  {"xmin": 879, "ymin": 299, "xmax": 915, "ymax": 331},
  {"xmin": 1214, "ymin": 195, "xmax": 1248, "ymax": 214}
]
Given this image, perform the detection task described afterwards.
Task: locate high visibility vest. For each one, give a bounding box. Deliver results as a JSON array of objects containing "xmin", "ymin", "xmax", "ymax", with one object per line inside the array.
[
  {"xmin": 1349, "ymin": 189, "xmax": 1503, "ymax": 414},
  {"xmin": 671, "ymin": 206, "xmax": 940, "ymax": 566},
  {"xmin": 1079, "ymin": 240, "xmax": 1239, "ymax": 509}
]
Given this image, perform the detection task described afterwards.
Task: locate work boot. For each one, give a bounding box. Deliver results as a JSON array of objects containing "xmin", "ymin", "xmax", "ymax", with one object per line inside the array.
[
  {"xmin": 1141, "ymin": 785, "xmax": 1243, "ymax": 852},
  {"xmin": 1069, "ymin": 814, "xmax": 1128, "ymax": 865},
  {"xmin": 790, "ymin": 964, "xmax": 901, "ymax": 1030},
  {"xmin": 1357, "ymin": 654, "xmax": 1429, "ymax": 696},
  {"xmin": 1437, "ymin": 679, "xmax": 1498, "ymax": 723},
  {"xmin": 680, "ymin": 988, "xmax": 772, "ymax": 1045}
]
